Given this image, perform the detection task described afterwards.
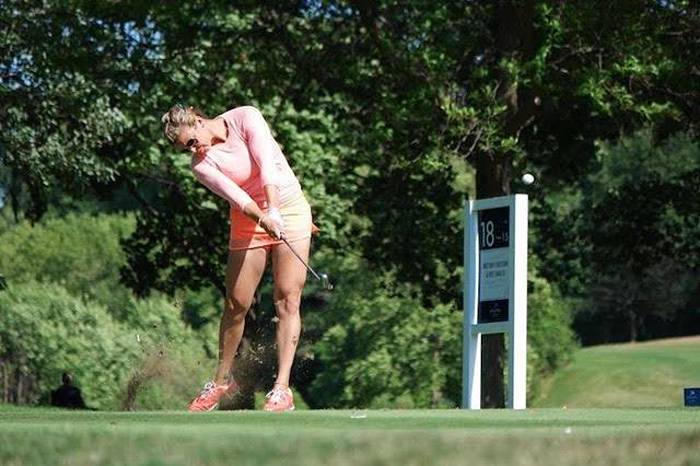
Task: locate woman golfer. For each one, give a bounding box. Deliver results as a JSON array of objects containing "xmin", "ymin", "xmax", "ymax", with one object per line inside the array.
[{"xmin": 162, "ymin": 104, "xmax": 314, "ymax": 412}]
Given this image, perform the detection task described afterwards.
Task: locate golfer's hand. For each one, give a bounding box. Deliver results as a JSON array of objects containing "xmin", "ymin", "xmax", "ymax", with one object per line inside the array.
[{"xmin": 259, "ymin": 208, "xmax": 286, "ymax": 240}]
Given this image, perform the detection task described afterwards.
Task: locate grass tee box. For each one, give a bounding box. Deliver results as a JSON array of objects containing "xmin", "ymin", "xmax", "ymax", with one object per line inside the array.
[{"xmin": 2, "ymin": 406, "xmax": 700, "ymax": 466}]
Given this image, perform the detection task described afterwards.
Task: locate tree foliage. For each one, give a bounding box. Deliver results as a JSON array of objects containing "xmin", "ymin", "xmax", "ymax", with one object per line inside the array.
[
  {"xmin": 0, "ymin": 282, "xmax": 140, "ymax": 408},
  {"xmin": 0, "ymin": 1, "xmax": 163, "ymax": 219},
  {"xmin": 1, "ymin": 1, "xmax": 699, "ymax": 409},
  {"xmin": 0, "ymin": 213, "xmax": 135, "ymax": 314},
  {"xmin": 0, "ymin": 282, "xmax": 212, "ymax": 410},
  {"xmin": 578, "ymin": 130, "xmax": 699, "ymax": 343}
]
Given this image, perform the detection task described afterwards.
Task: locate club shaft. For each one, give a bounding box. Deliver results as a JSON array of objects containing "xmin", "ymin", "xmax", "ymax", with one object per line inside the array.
[{"xmin": 281, "ymin": 237, "xmax": 321, "ymax": 281}]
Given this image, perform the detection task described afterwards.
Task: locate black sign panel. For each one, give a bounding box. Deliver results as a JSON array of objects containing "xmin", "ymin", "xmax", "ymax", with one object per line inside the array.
[
  {"xmin": 477, "ymin": 205, "xmax": 511, "ymax": 323},
  {"xmin": 478, "ymin": 207, "xmax": 510, "ymax": 250},
  {"xmin": 478, "ymin": 299, "xmax": 509, "ymax": 323}
]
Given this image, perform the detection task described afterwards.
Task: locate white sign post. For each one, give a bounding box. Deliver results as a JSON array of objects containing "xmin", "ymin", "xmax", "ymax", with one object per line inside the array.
[{"xmin": 463, "ymin": 194, "xmax": 528, "ymax": 409}]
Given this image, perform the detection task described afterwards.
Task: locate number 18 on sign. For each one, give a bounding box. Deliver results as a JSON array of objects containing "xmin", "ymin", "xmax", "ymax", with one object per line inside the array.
[{"xmin": 463, "ymin": 195, "xmax": 528, "ymax": 409}]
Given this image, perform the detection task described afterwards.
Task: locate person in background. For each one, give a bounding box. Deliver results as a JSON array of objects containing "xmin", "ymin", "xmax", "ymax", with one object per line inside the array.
[{"xmin": 51, "ymin": 372, "xmax": 87, "ymax": 409}]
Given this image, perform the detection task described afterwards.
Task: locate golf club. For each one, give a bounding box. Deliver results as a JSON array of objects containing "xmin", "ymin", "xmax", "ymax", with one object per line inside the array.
[{"xmin": 280, "ymin": 237, "xmax": 333, "ymax": 291}]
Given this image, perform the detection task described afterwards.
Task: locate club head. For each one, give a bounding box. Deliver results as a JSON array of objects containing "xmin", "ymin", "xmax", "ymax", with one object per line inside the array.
[{"xmin": 319, "ymin": 273, "xmax": 334, "ymax": 291}]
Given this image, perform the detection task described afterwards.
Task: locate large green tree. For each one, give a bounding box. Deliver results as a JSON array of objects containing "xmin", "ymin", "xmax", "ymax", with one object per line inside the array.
[
  {"xmin": 439, "ymin": 0, "xmax": 699, "ymax": 406},
  {"xmin": 0, "ymin": 1, "xmax": 163, "ymax": 220},
  {"xmin": 573, "ymin": 130, "xmax": 699, "ymax": 343},
  {"xmin": 3, "ymin": 1, "xmax": 698, "ymax": 408}
]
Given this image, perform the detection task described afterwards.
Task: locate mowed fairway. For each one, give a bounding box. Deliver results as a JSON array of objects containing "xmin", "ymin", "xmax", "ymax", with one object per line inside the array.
[
  {"xmin": 536, "ymin": 336, "xmax": 700, "ymax": 408},
  {"xmin": 2, "ymin": 406, "xmax": 700, "ymax": 466}
]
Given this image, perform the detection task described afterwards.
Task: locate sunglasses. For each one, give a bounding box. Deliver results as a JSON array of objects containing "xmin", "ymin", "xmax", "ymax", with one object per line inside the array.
[{"xmin": 180, "ymin": 138, "xmax": 198, "ymax": 153}]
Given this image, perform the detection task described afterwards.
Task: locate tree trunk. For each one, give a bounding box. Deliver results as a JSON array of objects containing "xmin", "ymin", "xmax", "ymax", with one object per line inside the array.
[
  {"xmin": 477, "ymin": 0, "xmax": 537, "ymax": 409},
  {"xmin": 629, "ymin": 308, "xmax": 638, "ymax": 342},
  {"xmin": 476, "ymin": 151, "xmax": 508, "ymax": 408}
]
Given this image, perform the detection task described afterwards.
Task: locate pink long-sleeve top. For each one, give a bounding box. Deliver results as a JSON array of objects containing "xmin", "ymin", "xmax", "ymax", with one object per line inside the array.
[{"xmin": 190, "ymin": 106, "xmax": 303, "ymax": 213}]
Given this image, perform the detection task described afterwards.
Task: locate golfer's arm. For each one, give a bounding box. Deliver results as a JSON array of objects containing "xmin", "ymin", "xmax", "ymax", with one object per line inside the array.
[
  {"xmin": 192, "ymin": 160, "xmax": 263, "ymax": 222},
  {"xmin": 243, "ymin": 107, "xmax": 282, "ymax": 199},
  {"xmin": 244, "ymin": 185, "xmax": 279, "ymax": 225},
  {"xmin": 240, "ymin": 201, "xmax": 264, "ymax": 224},
  {"xmin": 263, "ymin": 184, "xmax": 281, "ymax": 211}
]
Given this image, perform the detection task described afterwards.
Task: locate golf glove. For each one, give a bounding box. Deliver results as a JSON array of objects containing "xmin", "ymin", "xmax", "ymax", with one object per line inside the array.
[{"xmin": 259, "ymin": 207, "xmax": 286, "ymax": 239}]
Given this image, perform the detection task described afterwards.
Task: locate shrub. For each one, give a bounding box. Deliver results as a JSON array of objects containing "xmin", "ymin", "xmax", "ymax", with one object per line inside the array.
[
  {"xmin": 0, "ymin": 213, "xmax": 134, "ymax": 316},
  {"xmin": 304, "ymin": 250, "xmax": 577, "ymax": 408},
  {"xmin": 0, "ymin": 282, "xmax": 140, "ymax": 409},
  {"xmin": 526, "ymin": 272, "xmax": 578, "ymax": 401},
  {"xmin": 0, "ymin": 283, "xmax": 213, "ymax": 410},
  {"xmin": 114, "ymin": 294, "xmax": 212, "ymax": 410},
  {"xmin": 303, "ymin": 251, "xmax": 462, "ymax": 409}
]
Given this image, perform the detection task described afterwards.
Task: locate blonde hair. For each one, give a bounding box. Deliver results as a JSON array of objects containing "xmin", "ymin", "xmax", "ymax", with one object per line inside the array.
[{"xmin": 161, "ymin": 104, "xmax": 207, "ymax": 144}]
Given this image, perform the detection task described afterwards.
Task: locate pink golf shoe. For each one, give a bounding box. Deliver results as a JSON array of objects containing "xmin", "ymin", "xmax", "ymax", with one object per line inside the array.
[
  {"xmin": 263, "ymin": 386, "xmax": 295, "ymax": 412},
  {"xmin": 188, "ymin": 380, "xmax": 238, "ymax": 412}
]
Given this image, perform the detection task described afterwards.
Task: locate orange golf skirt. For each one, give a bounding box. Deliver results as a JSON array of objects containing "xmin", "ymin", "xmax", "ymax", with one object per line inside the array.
[{"xmin": 229, "ymin": 194, "xmax": 317, "ymax": 251}]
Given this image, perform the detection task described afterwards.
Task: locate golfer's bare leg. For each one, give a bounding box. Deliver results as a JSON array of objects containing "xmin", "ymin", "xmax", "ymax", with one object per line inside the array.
[
  {"xmin": 271, "ymin": 238, "xmax": 310, "ymax": 387},
  {"xmin": 214, "ymin": 247, "xmax": 268, "ymax": 385}
]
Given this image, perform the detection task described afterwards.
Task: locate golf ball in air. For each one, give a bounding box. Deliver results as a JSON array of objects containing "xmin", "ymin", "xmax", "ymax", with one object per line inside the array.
[{"xmin": 521, "ymin": 173, "xmax": 535, "ymax": 185}]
